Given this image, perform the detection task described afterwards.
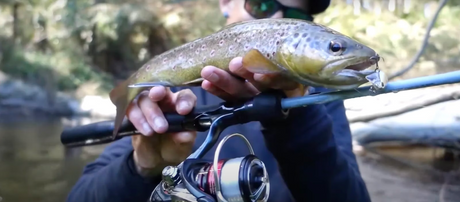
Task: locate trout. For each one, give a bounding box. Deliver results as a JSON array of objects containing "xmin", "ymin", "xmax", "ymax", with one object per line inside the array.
[{"xmin": 109, "ymin": 18, "xmax": 385, "ymax": 137}]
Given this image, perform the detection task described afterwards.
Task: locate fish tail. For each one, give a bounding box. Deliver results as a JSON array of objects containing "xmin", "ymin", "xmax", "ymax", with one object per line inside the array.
[
  {"xmin": 109, "ymin": 79, "xmax": 138, "ymax": 139},
  {"xmin": 110, "ymin": 79, "xmax": 175, "ymax": 139}
]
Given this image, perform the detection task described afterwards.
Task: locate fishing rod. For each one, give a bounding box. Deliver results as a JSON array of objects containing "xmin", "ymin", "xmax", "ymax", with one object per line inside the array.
[
  {"xmin": 60, "ymin": 70, "xmax": 460, "ymax": 202},
  {"xmin": 61, "ymin": 70, "xmax": 460, "ymax": 148}
]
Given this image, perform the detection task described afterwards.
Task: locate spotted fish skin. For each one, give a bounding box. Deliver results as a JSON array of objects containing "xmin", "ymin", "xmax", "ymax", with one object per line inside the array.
[
  {"xmin": 109, "ymin": 18, "xmax": 382, "ymax": 137},
  {"xmin": 129, "ymin": 19, "xmax": 301, "ymax": 86}
]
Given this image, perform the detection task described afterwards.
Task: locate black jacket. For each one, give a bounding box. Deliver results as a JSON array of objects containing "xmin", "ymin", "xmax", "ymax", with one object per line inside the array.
[{"xmin": 66, "ymin": 86, "xmax": 371, "ymax": 202}]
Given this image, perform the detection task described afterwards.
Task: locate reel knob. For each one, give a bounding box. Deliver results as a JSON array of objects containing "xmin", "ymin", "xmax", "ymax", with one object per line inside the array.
[{"xmin": 163, "ymin": 166, "xmax": 180, "ymax": 187}]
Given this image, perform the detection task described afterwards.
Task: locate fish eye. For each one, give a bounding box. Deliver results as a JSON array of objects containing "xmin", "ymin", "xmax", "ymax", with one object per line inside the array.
[{"xmin": 329, "ymin": 41, "xmax": 343, "ymax": 53}]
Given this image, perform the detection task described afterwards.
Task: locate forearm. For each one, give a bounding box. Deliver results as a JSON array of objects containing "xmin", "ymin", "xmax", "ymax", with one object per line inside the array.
[
  {"xmin": 66, "ymin": 139, "xmax": 162, "ymax": 202},
  {"xmin": 261, "ymin": 104, "xmax": 370, "ymax": 202}
]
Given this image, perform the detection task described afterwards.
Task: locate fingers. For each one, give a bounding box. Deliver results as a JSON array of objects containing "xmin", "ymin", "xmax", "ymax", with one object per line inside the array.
[
  {"xmin": 127, "ymin": 91, "xmax": 154, "ymax": 136},
  {"xmin": 228, "ymin": 57, "xmax": 255, "ymax": 82},
  {"xmin": 229, "ymin": 57, "xmax": 298, "ymax": 91},
  {"xmin": 138, "ymin": 92, "xmax": 169, "ymax": 134},
  {"xmin": 149, "ymin": 86, "xmax": 196, "ymax": 115},
  {"xmin": 130, "ymin": 86, "xmax": 198, "ymax": 136},
  {"xmin": 228, "ymin": 57, "xmax": 269, "ymax": 92},
  {"xmin": 201, "ymin": 80, "xmax": 234, "ymax": 100},
  {"xmin": 161, "ymin": 131, "xmax": 197, "ymax": 163},
  {"xmin": 172, "ymin": 89, "xmax": 197, "ymax": 115},
  {"xmin": 201, "ymin": 65, "xmax": 259, "ymax": 99},
  {"xmin": 171, "ymin": 131, "xmax": 197, "ymax": 145},
  {"xmin": 149, "ymin": 86, "xmax": 169, "ymax": 102},
  {"xmin": 130, "ymin": 87, "xmax": 198, "ymax": 167}
]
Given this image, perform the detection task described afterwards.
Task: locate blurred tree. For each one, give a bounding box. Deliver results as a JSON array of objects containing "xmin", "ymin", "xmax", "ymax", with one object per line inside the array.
[{"xmin": 1, "ymin": 0, "xmax": 454, "ymax": 94}]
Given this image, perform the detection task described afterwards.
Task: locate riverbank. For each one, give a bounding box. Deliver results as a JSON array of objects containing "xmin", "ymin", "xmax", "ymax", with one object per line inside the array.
[{"xmin": 0, "ymin": 72, "xmax": 85, "ymax": 118}]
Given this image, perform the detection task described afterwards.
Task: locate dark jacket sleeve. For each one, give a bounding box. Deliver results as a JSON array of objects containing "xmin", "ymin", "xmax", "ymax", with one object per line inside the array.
[
  {"xmin": 260, "ymin": 100, "xmax": 371, "ymax": 202},
  {"xmin": 66, "ymin": 137, "xmax": 162, "ymax": 202}
]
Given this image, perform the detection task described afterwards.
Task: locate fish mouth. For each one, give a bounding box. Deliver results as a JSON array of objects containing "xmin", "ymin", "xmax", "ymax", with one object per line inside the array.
[
  {"xmin": 318, "ymin": 54, "xmax": 381, "ymax": 78},
  {"xmin": 343, "ymin": 54, "xmax": 380, "ymax": 72}
]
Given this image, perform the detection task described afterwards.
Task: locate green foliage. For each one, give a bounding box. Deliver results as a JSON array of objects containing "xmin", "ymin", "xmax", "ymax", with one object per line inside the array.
[
  {"xmin": 0, "ymin": 0, "xmax": 171, "ymax": 94},
  {"xmin": 0, "ymin": 37, "xmax": 112, "ymax": 92},
  {"xmin": 0, "ymin": 0, "xmax": 459, "ymax": 95},
  {"xmin": 314, "ymin": 0, "xmax": 460, "ymax": 77}
]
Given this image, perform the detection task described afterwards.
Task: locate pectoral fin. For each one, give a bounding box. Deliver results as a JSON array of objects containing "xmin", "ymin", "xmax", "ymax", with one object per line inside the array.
[
  {"xmin": 128, "ymin": 82, "xmax": 173, "ymax": 88},
  {"xmin": 242, "ymin": 49, "xmax": 283, "ymax": 74},
  {"xmin": 182, "ymin": 78, "xmax": 204, "ymax": 86},
  {"xmin": 284, "ymin": 83, "xmax": 309, "ymax": 98}
]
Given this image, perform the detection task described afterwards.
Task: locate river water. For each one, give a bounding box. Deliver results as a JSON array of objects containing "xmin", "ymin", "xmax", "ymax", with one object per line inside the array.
[
  {"xmin": 0, "ymin": 116, "xmax": 458, "ymax": 202},
  {"xmin": 0, "ymin": 117, "xmax": 96, "ymax": 202}
]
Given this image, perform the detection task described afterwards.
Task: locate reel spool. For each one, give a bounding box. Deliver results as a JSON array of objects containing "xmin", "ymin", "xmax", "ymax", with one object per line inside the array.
[
  {"xmin": 198, "ymin": 133, "xmax": 270, "ymax": 202},
  {"xmin": 166, "ymin": 133, "xmax": 270, "ymax": 202}
]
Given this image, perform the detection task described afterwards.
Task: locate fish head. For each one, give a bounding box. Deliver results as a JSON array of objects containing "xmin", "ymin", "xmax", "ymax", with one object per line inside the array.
[{"xmin": 276, "ymin": 26, "xmax": 381, "ymax": 89}]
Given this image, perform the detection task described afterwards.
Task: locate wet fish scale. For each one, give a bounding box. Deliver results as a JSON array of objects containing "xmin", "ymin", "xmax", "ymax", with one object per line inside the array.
[
  {"xmin": 109, "ymin": 18, "xmax": 384, "ymax": 138},
  {"xmin": 132, "ymin": 21, "xmax": 302, "ymax": 86}
]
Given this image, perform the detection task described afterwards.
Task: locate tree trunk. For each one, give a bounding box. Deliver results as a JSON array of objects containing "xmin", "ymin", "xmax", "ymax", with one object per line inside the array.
[{"xmin": 12, "ymin": 2, "xmax": 20, "ymax": 43}]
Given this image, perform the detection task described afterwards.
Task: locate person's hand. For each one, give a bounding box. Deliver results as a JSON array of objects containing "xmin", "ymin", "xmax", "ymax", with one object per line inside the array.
[
  {"xmin": 126, "ymin": 87, "xmax": 197, "ymax": 177},
  {"xmin": 200, "ymin": 57, "xmax": 306, "ymax": 100}
]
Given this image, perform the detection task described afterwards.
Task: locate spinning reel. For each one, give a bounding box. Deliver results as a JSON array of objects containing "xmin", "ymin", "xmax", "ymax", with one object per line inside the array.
[
  {"xmin": 150, "ymin": 133, "xmax": 269, "ymax": 202},
  {"xmin": 61, "ymin": 90, "xmax": 289, "ymax": 202}
]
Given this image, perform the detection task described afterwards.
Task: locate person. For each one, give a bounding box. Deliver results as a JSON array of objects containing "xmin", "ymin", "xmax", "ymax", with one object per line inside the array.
[{"xmin": 66, "ymin": 0, "xmax": 372, "ymax": 201}]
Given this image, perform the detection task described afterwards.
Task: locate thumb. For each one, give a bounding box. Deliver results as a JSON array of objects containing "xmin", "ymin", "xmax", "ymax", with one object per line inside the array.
[
  {"xmin": 161, "ymin": 131, "xmax": 196, "ymax": 164},
  {"xmin": 132, "ymin": 135, "xmax": 162, "ymax": 168},
  {"xmin": 171, "ymin": 131, "xmax": 196, "ymax": 145}
]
